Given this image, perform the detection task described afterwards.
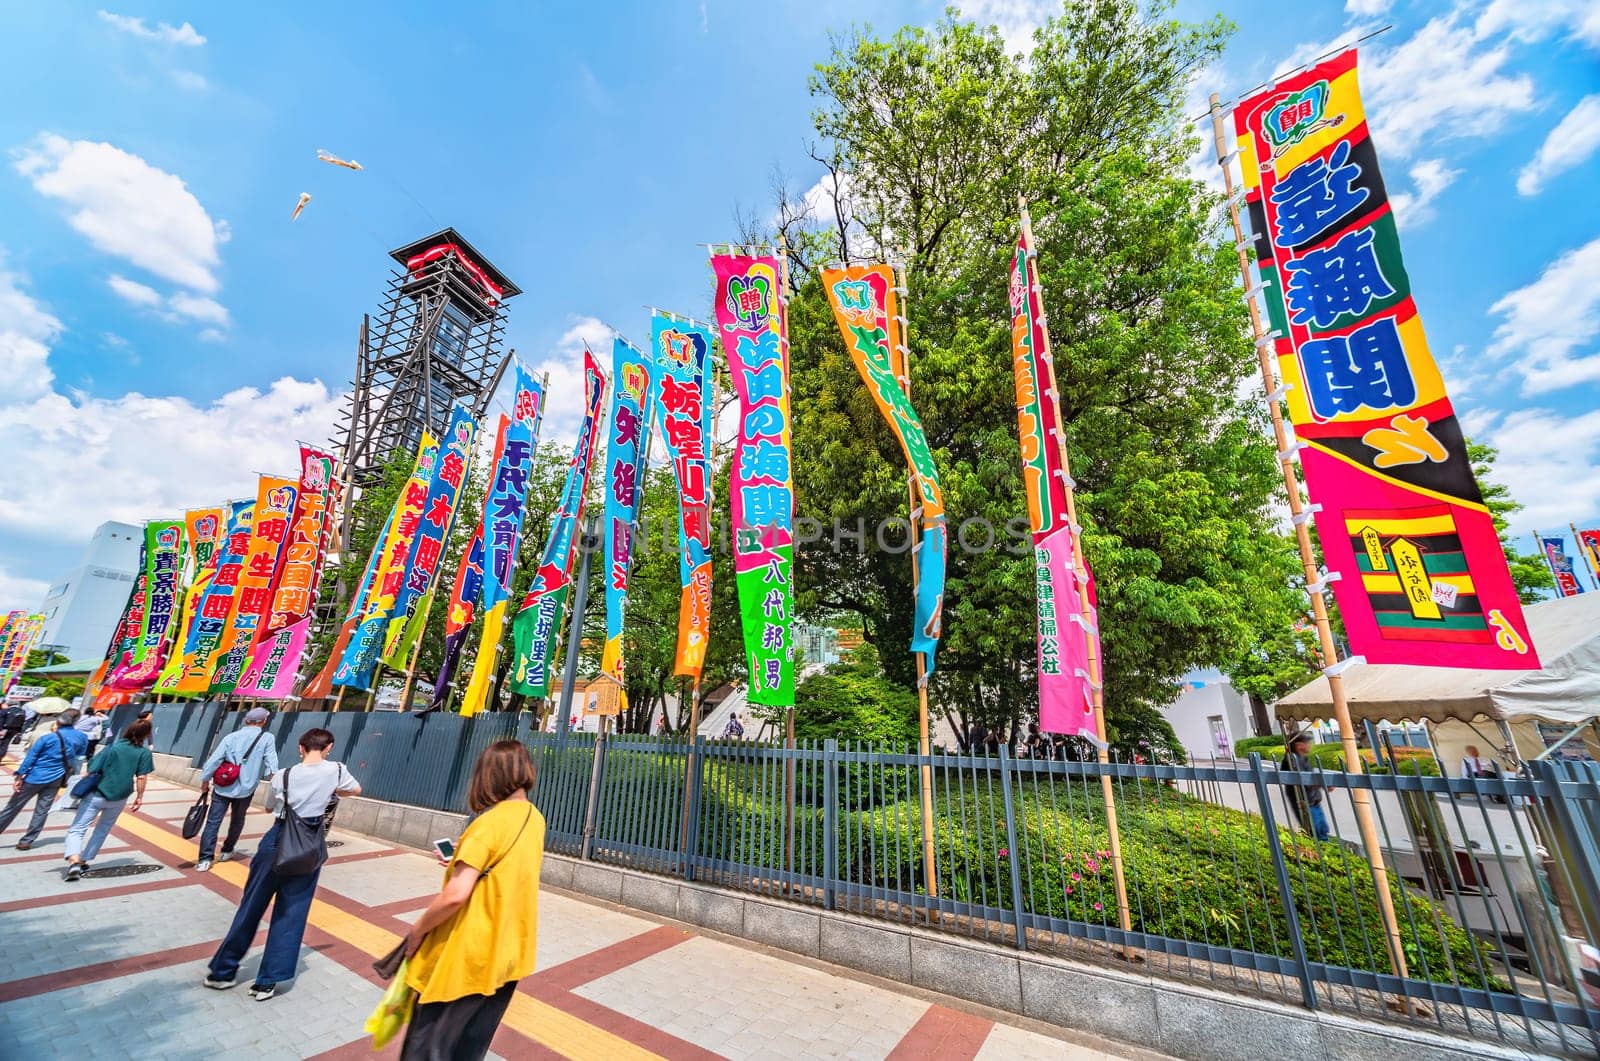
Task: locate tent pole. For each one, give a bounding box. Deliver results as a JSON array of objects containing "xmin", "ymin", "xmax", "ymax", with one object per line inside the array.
[{"xmin": 1211, "ymin": 92, "xmax": 1411, "ymax": 1006}]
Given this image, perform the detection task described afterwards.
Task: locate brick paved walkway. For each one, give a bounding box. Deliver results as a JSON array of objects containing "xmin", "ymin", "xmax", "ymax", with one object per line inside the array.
[{"xmin": 0, "ymin": 758, "xmax": 1156, "ymax": 1060}]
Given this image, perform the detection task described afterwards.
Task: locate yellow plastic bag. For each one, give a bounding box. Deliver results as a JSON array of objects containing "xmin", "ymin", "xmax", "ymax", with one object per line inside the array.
[{"xmin": 364, "ymin": 958, "xmax": 417, "ymax": 1049}]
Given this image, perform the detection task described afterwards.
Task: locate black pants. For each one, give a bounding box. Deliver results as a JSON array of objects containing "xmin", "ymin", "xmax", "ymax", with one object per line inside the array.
[
  {"xmin": 199, "ymin": 794, "xmax": 252, "ymax": 859},
  {"xmin": 401, "ymin": 980, "xmax": 517, "ymax": 1061}
]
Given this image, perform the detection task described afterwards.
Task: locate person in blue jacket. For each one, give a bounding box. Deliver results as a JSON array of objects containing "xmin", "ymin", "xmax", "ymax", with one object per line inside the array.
[{"xmin": 0, "ymin": 708, "xmax": 89, "ymax": 849}]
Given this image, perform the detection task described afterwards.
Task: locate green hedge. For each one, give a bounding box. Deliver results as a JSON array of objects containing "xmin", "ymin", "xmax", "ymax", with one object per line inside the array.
[{"xmin": 1234, "ymin": 735, "xmax": 1285, "ymax": 757}]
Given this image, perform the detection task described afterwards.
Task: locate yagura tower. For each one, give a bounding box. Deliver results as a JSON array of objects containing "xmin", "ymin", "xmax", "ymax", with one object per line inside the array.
[{"xmin": 335, "ymin": 229, "xmax": 520, "ymax": 546}]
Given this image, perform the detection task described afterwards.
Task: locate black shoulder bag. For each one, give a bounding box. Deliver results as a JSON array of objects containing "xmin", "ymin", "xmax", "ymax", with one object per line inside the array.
[{"xmin": 273, "ymin": 764, "xmax": 343, "ymax": 877}]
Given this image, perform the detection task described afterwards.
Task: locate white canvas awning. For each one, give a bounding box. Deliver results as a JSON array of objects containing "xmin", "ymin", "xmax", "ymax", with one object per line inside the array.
[{"xmin": 1275, "ymin": 593, "xmax": 1600, "ymax": 726}]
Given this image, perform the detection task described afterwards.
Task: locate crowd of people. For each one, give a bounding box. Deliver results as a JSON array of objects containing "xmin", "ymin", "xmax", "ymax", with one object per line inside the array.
[{"xmin": 0, "ymin": 702, "xmax": 545, "ymax": 1059}]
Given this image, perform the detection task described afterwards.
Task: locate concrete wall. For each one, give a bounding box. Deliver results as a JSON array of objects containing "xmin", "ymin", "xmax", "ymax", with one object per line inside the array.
[{"xmin": 146, "ymin": 753, "xmax": 1537, "ymax": 1061}]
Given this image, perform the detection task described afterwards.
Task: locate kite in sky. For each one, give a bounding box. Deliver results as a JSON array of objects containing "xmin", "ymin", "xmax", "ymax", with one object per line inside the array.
[
  {"xmin": 291, "ymin": 192, "xmax": 312, "ymax": 220},
  {"xmin": 317, "ymin": 149, "xmax": 363, "ymax": 171}
]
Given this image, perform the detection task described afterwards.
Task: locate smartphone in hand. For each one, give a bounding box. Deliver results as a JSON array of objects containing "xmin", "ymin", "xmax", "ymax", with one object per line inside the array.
[{"xmin": 432, "ymin": 838, "xmax": 455, "ymax": 864}]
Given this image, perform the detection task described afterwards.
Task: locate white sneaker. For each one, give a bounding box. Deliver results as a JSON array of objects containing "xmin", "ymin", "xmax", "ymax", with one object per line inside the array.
[
  {"xmin": 218, "ymin": 850, "xmax": 234, "ymax": 862},
  {"xmin": 195, "ymin": 859, "xmax": 213, "ymax": 872}
]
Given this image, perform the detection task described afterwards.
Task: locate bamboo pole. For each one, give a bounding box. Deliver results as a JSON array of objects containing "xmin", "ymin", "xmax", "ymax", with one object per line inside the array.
[
  {"xmin": 1209, "ymin": 93, "xmax": 1412, "ymax": 998},
  {"xmin": 778, "ymin": 235, "xmax": 797, "ymax": 886},
  {"xmin": 1018, "ymin": 199, "xmax": 1133, "ymax": 957},
  {"xmin": 397, "ymin": 590, "xmax": 439, "ymax": 712},
  {"xmin": 892, "ymin": 262, "xmax": 941, "ymax": 903}
]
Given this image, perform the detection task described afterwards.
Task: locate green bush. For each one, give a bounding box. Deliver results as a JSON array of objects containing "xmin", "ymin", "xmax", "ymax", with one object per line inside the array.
[
  {"xmin": 1304, "ymin": 741, "xmax": 1441, "ymax": 777},
  {"xmin": 1234, "ymin": 735, "xmax": 1285, "ymax": 758}
]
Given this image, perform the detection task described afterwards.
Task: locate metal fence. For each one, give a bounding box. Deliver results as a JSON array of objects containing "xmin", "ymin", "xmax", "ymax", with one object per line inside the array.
[{"xmin": 123, "ymin": 703, "xmax": 1600, "ymax": 1056}]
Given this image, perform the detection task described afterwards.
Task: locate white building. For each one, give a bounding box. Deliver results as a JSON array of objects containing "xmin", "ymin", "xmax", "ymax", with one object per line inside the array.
[
  {"xmin": 1158, "ymin": 669, "xmax": 1259, "ymax": 761},
  {"xmin": 36, "ymin": 521, "xmax": 142, "ymax": 661}
]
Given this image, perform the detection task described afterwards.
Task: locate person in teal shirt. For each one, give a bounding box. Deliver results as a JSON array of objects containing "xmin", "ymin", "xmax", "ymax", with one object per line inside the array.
[{"xmin": 64, "ymin": 718, "xmax": 155, "ymax": 880}]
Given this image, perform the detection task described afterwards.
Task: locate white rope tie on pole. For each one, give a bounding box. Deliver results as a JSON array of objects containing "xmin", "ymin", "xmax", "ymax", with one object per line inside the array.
[
  {"xmin": 1291, "ymin": 503, "xmax": 1323, "ymax": 526},
  {"xmin": 1266, "ymin": 381, "xmax": 1293, "ymax": 403},
  {"xmin": 1322, "ymin": 655, "xmax": 1367, "ymax": 677},
  {"xmin": 1305, "ymin": 570, "xmax": 1342, "ymax": 595},
  {"xmin": 1278, "ymin": 440, "xmax": 1307, "ymax": 462},
  {"xmin": 1255, "ymin": 330, "xmax": 1282, "ymax": 349}
]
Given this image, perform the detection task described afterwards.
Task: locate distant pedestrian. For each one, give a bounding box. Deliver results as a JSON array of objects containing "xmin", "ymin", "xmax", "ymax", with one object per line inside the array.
[
  {"xmin": 400, "ymin": 740, "xmax": 545, "ymax": 1061},
  {"xmin": 1460, "ymin": 744, "xmax": 1500, "ymax": 780},
  {"xmin": 75, "ymin": 707, "xmax": 106, "ymax": 762},
  {"xmin": 1281, "ymin": 732, "xmax": 1330, "ymax": 842},
  {"xmin": 0, "ymin": 701, "xmax": 25, "ymax": 758},
  {"xmin": 195, "ymin": 707, "xmax": 280, "ymax": 871},
  {"xmin": 722, "ymin": 713, "xmax": 744, "ymax": 739},
  {"xmin": 203, "ymin": 728, "xmax": 360, "ymax": 1001},
  {"xmin": 0, "ymin": 708, "xmax": 88, "ymax": 849},
  {"xmin": 63, "ymin": 718, "xmax": 154, "ymax": 880}
]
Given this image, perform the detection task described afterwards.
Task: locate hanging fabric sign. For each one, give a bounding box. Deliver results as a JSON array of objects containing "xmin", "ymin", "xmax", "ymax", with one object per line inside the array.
[
  {"xmin": 211, "ymin": 477, "xmax": 297, "ymax": 694},
  {"xmin": 600, "ymin": 336, "xmax": 656, "ymax": 695},
  {"xmin": 108, "ymin": 520, "xmax": 187, "ymax": 690}
]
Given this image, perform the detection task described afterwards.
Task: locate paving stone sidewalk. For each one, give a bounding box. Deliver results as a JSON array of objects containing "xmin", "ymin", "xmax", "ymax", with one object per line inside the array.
[{"xmin": 0, "ymin": 757, "xmax": 1160, "ymax": 1060}]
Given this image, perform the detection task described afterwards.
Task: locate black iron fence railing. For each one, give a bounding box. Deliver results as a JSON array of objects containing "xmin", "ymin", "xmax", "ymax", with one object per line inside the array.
[{"xmin": 116, "ymin": 703, "xmax": 1600, "ymax": 1057}]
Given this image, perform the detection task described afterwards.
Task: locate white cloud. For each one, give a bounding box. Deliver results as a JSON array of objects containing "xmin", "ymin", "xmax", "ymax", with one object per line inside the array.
[
  {"xmin": 0, "ymin": 566, "xmax": 49, "ymax": 610},
  {"xmin": 1475, "ymin": 0, "xmax": 1600, "ymax": 51},
  {"xmin": 0, "ymin": 261, "xmax": 342, "ymax": 599},
  {"xmin": 171, "ymin": 70, "xmax": 209, "ymax": 92},
  {"xmin": 14, "ymin": 133, "xmax": 228, "ymax": 293},
  {"xmin": 168, "ymin": 291, "xmax": 229, "ymax": 326},
  {"xmin": 1487, "ymin": 236, "xmax": 1600, "ymax": 394},
  {"xmin": 107, "ymin": 273, "xmax": 162, "ymax": 307},
  {"xmin": 1345, "ymin": 0, "xmax": 1391, "ymax": 15},
  {"xmin": 97, "ymin": 11, "xmax": 205, "ymax": 46},
  {"xmin": 512, "ymin": 316, "xmax": 612, "ymax": 453},
  {"xmin": 959, "ymin": 0, "xmax": 1053, "ymax": 56},
  {"xmin": 1389, "ymin": 158, "xmax": 1461, "ymax": 228},
  {"xmin": 1485, "ymin": 407, "xmax": 1600, "ymax": 538},
  {"xmin": 1517, "ymin": 94, "xmax": 1600, "ymax": 196}
]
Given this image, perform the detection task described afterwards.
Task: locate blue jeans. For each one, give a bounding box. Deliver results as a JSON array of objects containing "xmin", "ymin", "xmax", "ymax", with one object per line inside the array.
[
  {"xmin": 1308, "ymin": 803, "xmax": 1331, "ymax": 842},
  {"xmin": 65, "ymin": 792, "xmax": 126, "ymax": 862},
  {"xmin": 207, "ymin": 821, "xmax": 321, "ymax": 987},
  {"xmin": 199, "ymin": 794, "xmax": 251, "ymax": 860}
]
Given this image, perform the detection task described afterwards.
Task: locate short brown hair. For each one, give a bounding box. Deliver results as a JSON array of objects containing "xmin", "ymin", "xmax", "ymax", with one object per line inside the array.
[
  {"xmin": 299, "ymin": 728, "xmax": 335, "ymax": 752},
  {"xmin": 122, "ymin": 719, "xmax": 153, "ymax": 747},
  {"xmin": 468, "ymin": 740, "xmax": 537, "ymax": 813}
]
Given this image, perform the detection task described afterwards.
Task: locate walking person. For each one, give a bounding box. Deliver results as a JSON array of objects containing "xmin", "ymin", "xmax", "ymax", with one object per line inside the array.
[
  {"xmin": 63, "ymin": 718, "xmax": 154, "ymax": 880},
  {"xmin": 1281, "ymin": 732, "xmax": 1331, "ymax": 842},
  {"xmin": 64, "ymin": 707, "xmax": 108, "ymax": 810},
  {"xmin": 0, "ymin": 700, "xmax": 26, "ymax": 759},
  {"xmin": 0, "ymin": 708, "xmax": 88, "ymax": 849},
  {"xmin": 203, "ymin": 728, "xmax": 360, "ymax": 1000},
  {"xmin": 195, "ymin": 706, "xmax": 279, "ymax": 871},
  {"xmin": 399, "ymin": 740, "xmax": 545, "ymax": 1060}
]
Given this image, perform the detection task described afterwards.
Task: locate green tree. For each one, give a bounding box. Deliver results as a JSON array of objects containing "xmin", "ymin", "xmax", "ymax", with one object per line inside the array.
[
  {"xmin": 1470, "ymin": 442, "xmax": 1554, "ymax": 604},
  {"xmin": 775, "ymin": 2, "xmax": 1286, "ymax": 746},
  {"xmin": 793, "ymin": 643, "xmax": 920, "ymax": 745}
]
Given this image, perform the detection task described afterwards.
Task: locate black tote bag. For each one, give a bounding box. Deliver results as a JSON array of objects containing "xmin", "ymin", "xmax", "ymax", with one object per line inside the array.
[
  {"xmin": 272, "ymin": 765, "xmax": 338, "ymax": 876},
  {"xmin": 181, "ymin": 789, "xmax": 210, "ymax": 840}
]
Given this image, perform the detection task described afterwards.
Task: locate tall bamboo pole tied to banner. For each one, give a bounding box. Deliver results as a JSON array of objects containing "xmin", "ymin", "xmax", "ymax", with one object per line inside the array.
[
  {"xmin": 778, "ymin": 234, "xmax": 799, "ymax": 887},
  {"xmin": 1017, "ymin": 198, "xmax": 1133, "ymax": 956},
  {"xmin": 1208, "ymin": 93, "xmax": 1412, "ymax": 1000},
  {"xmin": 892, "ymin": 260, "xmax": 941, "ymax": 904}
]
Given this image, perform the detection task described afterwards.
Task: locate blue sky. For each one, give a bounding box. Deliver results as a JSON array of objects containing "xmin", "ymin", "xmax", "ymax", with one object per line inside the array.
[{"xmin": 2, "ymin": 0, "xmax": 1598, "ymax": 609}]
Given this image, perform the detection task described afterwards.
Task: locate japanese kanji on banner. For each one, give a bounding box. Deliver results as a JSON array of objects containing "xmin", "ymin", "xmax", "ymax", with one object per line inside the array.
[
  {"xmin": 168, "ymin": 500, "xmax": 254, "ymax": 694},
  {"xmin": 600, "ymin": 336, "xmax": 657, "ymax": 700},
  {"xmin": 651, "ymin": 311, "xmax": 716, "ymax": 682},
  {"xmin": 713, "ymin": 252, "xmax": 795, "ymax": 707},
  {"xmin": 512, "ymin": 350, "xmax": 606, "ymax": 698},
  {"xmin": 821, "ymin": 264, "xmax": 947, "ymax": 671},
  {"xmin": 211, "ymin": 477, "xmax": 298, "ymax": 694},
  {"xmin": 381, "ymin": 402, "xmax": 477, "ymax": 670},
  {"xmin": 302, "ymin": 504, "xmax": 392, "ymax": 701},
  {"xmin": 0, "ymin": 612, "xmax": 44, "ymax": 695},
  {"xmin": 458, "ymin": 364, "xmax": 544, "ymax": 716},
  {"xmin": 1541, "ymin": 535, "xmax": 1585, "ymax": 598},
  {"xmin": 430, "ymin": 424, "xmax": 501, "ymax": 712},
  {"xmin": 237, "ymin": 445, "xmax": 339, "ymax": 697},
  {"xmin": 1233, "ymin": 48, "xmax": 1537, "ymax": 668},
  {"xmin": 108, "ymin": 519, "xmax": 188, "ymax": 690},
  {"xmin": 152, "ymin": 506, "xmax": 228, "ymax": 694},
  {"xmin": 335, "ymin": 432, "xmax": 438, "ymax": 690},
  {"xmin": 1008, "ymin": 235, "xmax": 1097, "ymax": 738}
]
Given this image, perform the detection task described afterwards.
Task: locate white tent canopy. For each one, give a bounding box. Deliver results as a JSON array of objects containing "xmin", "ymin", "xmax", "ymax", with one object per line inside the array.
[{"xmin": 1276, "ymin": 593, "xmax": 1600, "ymax": 726}]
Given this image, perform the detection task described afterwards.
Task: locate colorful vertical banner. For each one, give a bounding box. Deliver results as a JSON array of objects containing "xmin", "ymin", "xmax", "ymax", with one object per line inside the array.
[
  {"xmin": 511, "ymin": 350, "xmax": 606, "ymax": 698},
  {"xmin": 1008, "ymin": 236, "xmax": 1097, "ymax": 738},
  {"xmin": 152, "ymin": 506, "xmax": 228, "ymax": 694},
  {"xmin": 0, "ymin": 612, "xmax": 44, "ymax": 695},
  {"xmin": 712, "ymin": 253, "xmax": 796, "ymax": 707},
  {"xmin": 460, "ymin": 365, "xmax": 545, "ymax": 715},
  {"xmin": 1578, "ymin": 527, "xmax": 1600, "ymax": 584},
  {"xmin": 1233, "ymin": 48, "xmax": 1538, "ymax": 668},
  {"xmin": 236, "ymin": 446, "xmax": 339, "ymax": 697},
  {"xmin": 210, "ymin": 477, "xmax": 298, "ymax": 694},
  {"xmin": 1540, "ymin": 535, "xmax": 1585, "ymax": 598},
  {"xmin": 169, "ymin": 501, "xmax": 254, "ymax": 694},
  {"xmin": 381, "ymin": 402, "xmax": 477, "ymax": 668},
  {"xmin": 108, "ymin": 520, "xmax": 187, "ymax": 690},
  {"xmin": 428, "ymin": 419, "xmax": 505, "ymax": 712},
  {"xmin": 651, "ymin": 312, "xmax": 716, "ymax": 682},
  {"xmin": 300, "ymin": 504, "xmax": 392, "ymax": 701},
  {"xmin": 334, "ymin": 433, "xmax": 439, "ymax": 690},
  {"xmin": 821, "ymin": 264, "xmax": 948, "ymax": 670},
  {"xmin": 600, "ymin": 336, "xmax": 657, "ymax": 696}
]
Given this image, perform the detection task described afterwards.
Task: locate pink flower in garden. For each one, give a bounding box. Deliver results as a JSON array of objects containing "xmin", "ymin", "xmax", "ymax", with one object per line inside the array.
[
  {"xmin": 1085, "ymin": 858, "xmax": 1099, "ymax": 873},
  {"xmin": 1071, "ymin": 872, "xmax": 1081, "ymax": 881},
  {"xmin": 1065, "ymin": 886, "xmax": 1073, "ymax": 895},
  {"xmin": 1093, "ymin": 902, "xmax": 1103, "ymax": 911},
  {"xmin": 998, "ymin": 848, "xmax": 1009, "ymax": 858}
]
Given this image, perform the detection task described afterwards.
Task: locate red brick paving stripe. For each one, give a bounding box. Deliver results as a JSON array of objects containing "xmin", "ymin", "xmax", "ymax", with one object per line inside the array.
[
  {"xmin": 367, "ymin": 895, "xmax": 432, "ymax": 918},
  {"xmin": 521, "ymin": 980, "xmax": 723, "ymax": 1061},
  {"xmin": 0, "ymin": 874, "xmax": 193, "ymax": 914},
  {"xmin": 0, "ymin": 933, "xmax": 261, "ymax": 1002},
  {"xmin": 886, "ymin": 1004, "xmax": 995, "ymax": 1061},
  {"xmin": 323, "ymin": 847, "xmax": 404, "ymax": 867},
  {"xmin": 3, "ymin": 845, "xmax": 135, "ymax": 865},
  {"xmin": 530, "ymin": 924, "xmax": 692, "ymax": 992}
]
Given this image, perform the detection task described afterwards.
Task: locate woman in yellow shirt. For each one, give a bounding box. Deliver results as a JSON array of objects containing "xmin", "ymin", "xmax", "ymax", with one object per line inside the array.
[{"xmin": 401, "ymin": 740, "xmax": 545, "ymax": 1061}]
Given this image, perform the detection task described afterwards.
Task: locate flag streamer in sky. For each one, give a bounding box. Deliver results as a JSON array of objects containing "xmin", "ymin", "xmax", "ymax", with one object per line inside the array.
[{"xmin": 600, "ymin": 335, "xmax": 657, "ymax": 706}]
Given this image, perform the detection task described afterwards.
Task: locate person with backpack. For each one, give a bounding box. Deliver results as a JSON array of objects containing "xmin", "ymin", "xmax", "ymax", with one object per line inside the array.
[
  {"xmin": 204, "ymin": 727, "xmax": 360, "ymax": 1001},
  {"xmin": 0, "ymin": 708, "xmax": 87, "ymax": 849},
  {"xmin": 63, "ymin": 718, "xmax": 155, "ymax": 880},
  {"xmin": 398, "ymin": 740, "xmax": 545, "ymax": 1060},
  {"xmin": 195, "ymin": 706, "xmax": 280, "ymax": 871},
  {"xmin": 0, "ymin": 701, "xmax": 26, "ymax": 758}
]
